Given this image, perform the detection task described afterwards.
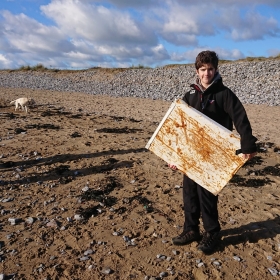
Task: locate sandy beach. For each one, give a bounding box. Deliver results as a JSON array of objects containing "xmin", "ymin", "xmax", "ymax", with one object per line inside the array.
[{"xmin": 1, "ymin": 87, "xmax": 280, "ymax": 280}]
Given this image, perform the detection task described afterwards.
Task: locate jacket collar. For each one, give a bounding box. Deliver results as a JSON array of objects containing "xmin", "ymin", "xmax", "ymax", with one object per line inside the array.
[{"xmin": 192, "ymin": 72, "xmax": 222, "ymax": 93}]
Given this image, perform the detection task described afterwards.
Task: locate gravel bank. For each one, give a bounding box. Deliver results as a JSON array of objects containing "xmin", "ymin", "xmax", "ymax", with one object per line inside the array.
[{"xmin": 0, "ymin": 59, "xmax": 279, "ymax": 106}]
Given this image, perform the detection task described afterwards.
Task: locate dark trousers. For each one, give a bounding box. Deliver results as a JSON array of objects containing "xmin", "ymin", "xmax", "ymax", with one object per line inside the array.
[{"xmin": 183, "ymin": 175, "xmax": 221, "ymax": 233}]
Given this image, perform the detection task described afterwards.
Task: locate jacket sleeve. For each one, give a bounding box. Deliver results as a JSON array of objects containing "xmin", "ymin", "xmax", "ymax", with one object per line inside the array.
[
  {"xmin": 222, "ymin": 89, "xmax": 257, "ymax": 154},
  {"xmin": 182, "ymin": 92, "xmax": 190, "ymax": 105}
]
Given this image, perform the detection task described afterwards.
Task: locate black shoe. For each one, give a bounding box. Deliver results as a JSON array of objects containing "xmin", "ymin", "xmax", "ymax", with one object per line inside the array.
[
  {"xmin": 172, "ymin": 230, "xmax": 201, "ymax": 245},
  {"xmin": 197, "ymin": 231, "xmax": 220, "ymax": 253}
]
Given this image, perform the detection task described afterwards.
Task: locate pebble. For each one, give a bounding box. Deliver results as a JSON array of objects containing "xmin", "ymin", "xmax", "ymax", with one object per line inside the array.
[
  {"xmin": 74, "ymin": 214, "xmax": 83, "ymax": 221},
  {"xmin": 0, "ymin": 209, "xmax": 7, "ymax": 215},
  {"xmin": 25, "ymin": 217, "xmax": 35, "ymax": 224},
  {"xmin": 1, "ymin": 197, "xmax": 13, "ymax": 203},
  {"xmin": 0, "ymin": 60, "xmax": 279, "ymax": 106},
  {"xmin": 8, "ymin": 218, "xmax": 20, "ymax": 225},
  {"xmin": 159, "ymin": 271, "xmax": 168, "ymax": 278},
  {"xmin": 267, "ymin": 255, "xmax": 273, "ymax": 261},
  {"xmin": 268, "ymin": 267, "xmax": 278, "ymax": 276},
  {"xmin": 101, "ymin": 267, "xmax": 112, "ymax": 275},
  {"xmin": 156, "ymin": 254, "xmax": 166, "ymax": 259},
  {"xmin": 233, "ymin": 256, "xmax": 241, "ymax": 261},
  {"xmin": 46, "ymin": 219, "xmax": 58, "ymax": 228},
  {"xmin": 6, "ymin": 233, "xmax": 14, "ymax": 239},
  {"xmin": 84, "ymin": 249, "xmax": 94, "ymax": 256},
  {"xmin": 82, "ymin": 186, "xmax": 89, "ymax": 192}
]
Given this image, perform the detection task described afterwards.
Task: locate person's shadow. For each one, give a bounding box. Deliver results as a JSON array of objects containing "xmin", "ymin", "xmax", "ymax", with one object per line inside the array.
[
  {"xmin": 215, "ymin": 217, "xmax": 280, "ymax": 253},
  {"xmin": 0, "ymin": 147, "xmax": 147, "ymax": 185}
]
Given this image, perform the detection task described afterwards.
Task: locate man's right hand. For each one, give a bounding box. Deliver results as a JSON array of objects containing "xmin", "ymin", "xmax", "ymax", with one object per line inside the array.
[{"xmin": 168, "ymin": 163, "xmax": 177, "ymax": 170}]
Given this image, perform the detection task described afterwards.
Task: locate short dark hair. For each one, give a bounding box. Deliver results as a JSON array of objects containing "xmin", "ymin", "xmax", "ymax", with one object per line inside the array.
[{"xmin": 195, "ymin": 50, "xmax": 219, "ymax": 70}]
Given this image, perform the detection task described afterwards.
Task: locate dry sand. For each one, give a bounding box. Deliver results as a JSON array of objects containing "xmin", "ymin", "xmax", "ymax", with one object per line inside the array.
[{"xmin": 0, "ymin": 87, "xmax": 280, "ymax": 280}]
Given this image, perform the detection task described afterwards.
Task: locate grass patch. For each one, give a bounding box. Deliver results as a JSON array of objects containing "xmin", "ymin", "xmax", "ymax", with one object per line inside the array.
[{"xmin": 1, "ymin": 54, "xmax": 280, "ymax": 73}]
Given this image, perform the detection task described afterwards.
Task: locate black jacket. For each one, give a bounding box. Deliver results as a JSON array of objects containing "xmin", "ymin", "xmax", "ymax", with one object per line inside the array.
[{"xmin": 182, "ymin": 74, "xmax": 257, "ymax": 154}]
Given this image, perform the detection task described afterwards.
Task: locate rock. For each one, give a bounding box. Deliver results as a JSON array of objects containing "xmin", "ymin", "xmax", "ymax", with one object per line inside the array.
[
  {"xmin": 46, "ymin": 219, "xmax": 58, "ymax": 228},
  {"xmin": 172, "ymin": 249, "xmax": 179, "ymax": 255},
  {"xmin": 233, "ymin": 256, "xmax": 241, "ymax": 261},
  {"xmin": 8, "ymin": 218, "xmax": 20, "ymax": 225},
  {"xmin": 197, "ymin": 262, "xmax": 204, "ymax": 268},
  {"xmin": 82, "ymin": 185, "xmax": 89, "ymax": 192},
  {"xmin": 74, "ymin": 214, "xmax": 83, "ymax": 220},
  {"xmin": 1, "ymin": 60, "xmax": 280, "ymax": 106},
  {"xmin": 268, "ymin": 267, "xmax": 278, "ymax": 276},
  {"xmin": 1, "ymin": 197, "xmax": 13, "ymax": 203},
  {"xmin": 159, "ymin": 271, "xmax": 168, "ymax": 277},
  {"xmin": 84, "ymin": 249, "xmax": 94, "ymax": 256},
  {"xmin": 25, "ymin": 217, "xmax": 35, "ymax": 224},
  {"xmin": 213, "ymin": 261, "xmax": 221, "ymax": 266},
  {"xmin": 101, "ymin": 267, "xmax": 112, "ymax": 274}
]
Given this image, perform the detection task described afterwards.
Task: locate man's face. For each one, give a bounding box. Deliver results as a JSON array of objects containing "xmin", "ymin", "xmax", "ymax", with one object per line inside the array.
[{"xmin": 196, "ymin": 63, "xmax": 217, "ymax": 88}]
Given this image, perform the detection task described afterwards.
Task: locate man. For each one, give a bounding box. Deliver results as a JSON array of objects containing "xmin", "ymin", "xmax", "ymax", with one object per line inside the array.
[{"xmin": 169, "ymin": 50, "xmax": 257, "ymax": 253}]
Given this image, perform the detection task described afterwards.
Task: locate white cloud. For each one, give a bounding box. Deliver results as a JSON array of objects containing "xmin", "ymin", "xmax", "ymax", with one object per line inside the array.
[
  {"xmin": 0, "ymin": 0, "xmax": 279, "ymax": 69},
  {"xmin": 41, "ymin": 0, "xmax": 156, "ymax": 45},
  {"xmin": 0, "ymin": 53, "xmax": 13, "ymax": 69},
  {"xmin": 1, "ymin": 11, "xmax": 73, "ymax": 54},
  {"xmin": 216, "ymin": 8, "xmax": 280, "ymax": 41},
  {"xmin": 151, "ymin": 2, "xmax": 216, "ymax": 46},
  {"xmin": 231, "ymin": 14, "xmax": 279, "ymax": 41},
  {"xmin": 170, "ymin": 47, "xmax": 244, "ymax": 62}
]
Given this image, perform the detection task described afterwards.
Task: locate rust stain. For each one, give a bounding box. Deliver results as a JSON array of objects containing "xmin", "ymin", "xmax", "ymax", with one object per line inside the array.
[
  {"xmin": 229, "ymin": 133, "xmax": 240, "ymax": 140},
  {"xmin": 177, "ymin": 147, "xmax": 182, "ymax": 155},
  {"xmin": 147, "ymin": 100, "xmax": 245, "ymax": 195}
]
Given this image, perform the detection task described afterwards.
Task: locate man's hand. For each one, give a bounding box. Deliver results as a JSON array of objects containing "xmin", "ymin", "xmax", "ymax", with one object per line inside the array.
[
  {"xmin": 168, "ymin": 163, "xmax": 177, "ymax": 170},
  {"xmin": 243, "ymin": 152, "xmax": 257, "ymax": 160}
]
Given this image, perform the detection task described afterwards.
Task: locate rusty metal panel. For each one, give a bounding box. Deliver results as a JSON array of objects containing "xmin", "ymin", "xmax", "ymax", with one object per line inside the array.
[{"xmin": 145, "ymin": 99, "xmax": 247, "ymax": 195}]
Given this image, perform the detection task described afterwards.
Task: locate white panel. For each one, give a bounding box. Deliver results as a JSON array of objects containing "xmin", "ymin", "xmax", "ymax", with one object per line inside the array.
[{"xmin": 146, "ymin": 99, "xmax": 246, "ymax": 195}]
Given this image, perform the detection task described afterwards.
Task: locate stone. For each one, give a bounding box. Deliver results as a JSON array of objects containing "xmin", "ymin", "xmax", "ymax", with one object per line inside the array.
[
  {"xmin": 268, "ymin": 267, "xmax": 278, "ymax": 276},
  {"xmin": 101, "ymin": 267, "xmax": 112, "ymax": 275}
]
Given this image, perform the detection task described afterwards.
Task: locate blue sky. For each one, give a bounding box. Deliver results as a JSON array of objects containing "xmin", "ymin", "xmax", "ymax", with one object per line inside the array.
[{"xmin": 0, "ymin": 0, "xmax": 279, "ymax": 69}]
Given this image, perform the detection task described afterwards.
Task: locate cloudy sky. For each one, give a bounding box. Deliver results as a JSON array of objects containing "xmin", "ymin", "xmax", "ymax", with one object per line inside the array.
[{"xmin": 0, "ymin": 0, "xmax": 280, "ymax": 69}]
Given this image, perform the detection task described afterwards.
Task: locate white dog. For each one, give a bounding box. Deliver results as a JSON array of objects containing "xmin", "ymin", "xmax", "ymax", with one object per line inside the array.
[{"xmin": 10, "ymin": 97, "xmax": 36, "ymax": 113}]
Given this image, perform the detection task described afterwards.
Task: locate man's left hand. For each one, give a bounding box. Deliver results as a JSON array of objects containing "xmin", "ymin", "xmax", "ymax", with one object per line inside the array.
[{"xmin": 243, "ymin": 152, "xmax": 257, "ymax": 160}]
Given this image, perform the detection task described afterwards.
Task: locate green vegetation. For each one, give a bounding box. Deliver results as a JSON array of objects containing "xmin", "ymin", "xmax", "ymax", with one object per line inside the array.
[
  {"xmin": 237, "ymin": 56, "xmax": 267, "ymax": 62},
  {"xmin": 1, "ymin": 53, "xmax": 279, "ymax": 72},
  {"xmin": 130, "ymin": 64, "xmax": 151, "ymax": 69},
  {"xmin": 19, "ymin": 63, "xmax": 49, "ymax": 71},
  {"xmin": 272, "ymin": 53, "xmax": 280, "ymax": 60}
]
